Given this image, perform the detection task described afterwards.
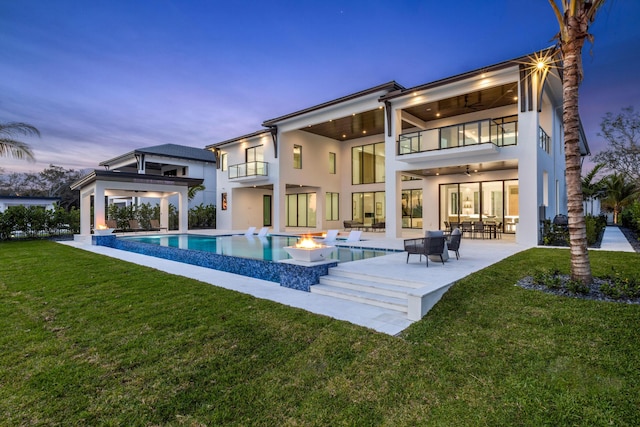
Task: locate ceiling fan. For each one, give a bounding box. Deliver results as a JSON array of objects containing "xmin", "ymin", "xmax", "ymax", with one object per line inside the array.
[{"xmin": 463, "ymin": 94, "xmax": 483, "ymax": 111}]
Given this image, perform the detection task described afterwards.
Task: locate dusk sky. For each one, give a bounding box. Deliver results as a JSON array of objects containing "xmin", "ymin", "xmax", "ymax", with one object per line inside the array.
[{"xmin": 2, "ymin": 0, "xmax": 639, "ymax": 174}]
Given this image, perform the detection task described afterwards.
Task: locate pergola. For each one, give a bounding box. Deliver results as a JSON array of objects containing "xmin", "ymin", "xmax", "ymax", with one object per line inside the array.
[{"xmin": 71, "ymin": 170, "xmax": 204, "ymax": 236}]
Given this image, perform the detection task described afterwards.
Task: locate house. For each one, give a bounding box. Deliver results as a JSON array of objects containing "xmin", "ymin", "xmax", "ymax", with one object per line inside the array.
[
  {"xmin": 207, "ymin": 48, "xmax": 589, "ymax": 246},
  {"xmin": 72, "ymin": 144, "xmax": 216, "ymax": 235},
  {"xmin": 0, "ymin": 196, "xmax": 60, "ymax": 213}
]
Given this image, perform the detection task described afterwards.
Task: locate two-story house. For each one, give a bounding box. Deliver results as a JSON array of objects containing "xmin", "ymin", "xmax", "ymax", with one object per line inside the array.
[{"xmin": 208, "ymin": 49, "xmax": 589, "ymax": 246}]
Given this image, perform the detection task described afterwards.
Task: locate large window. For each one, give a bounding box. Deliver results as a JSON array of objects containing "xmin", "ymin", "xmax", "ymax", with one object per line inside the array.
[
  {"xmin": 440, "ymin": 180, "xmax": 516, "ymax": 233},
  {"xmin": 352, "ymin": 191, "xmax": 385, "ymax": 226},
  {"xmin": 246, "ymin": 145, "xmax": 263, "ymax": 162},
  {"xmin": 220, "ymin": 153, "xmax": 227, "ymax": 171},
  {"xmin": 286, "ymin": 193, "xmax": 316, "ymax": 227},
  {"xmin": 402, "ymin": 189, "xmax": 423, "ymax": 229},
  {"xmin": 293, "ymin": 145, "xmax": 302, "ymax": 169},
  {"xmin": 326, "ymin": 192, "xmax": 339, "ymax": 221},
  {"xmin": 352, "ymin": 142, "xmax": 385, "ymax": 184}
]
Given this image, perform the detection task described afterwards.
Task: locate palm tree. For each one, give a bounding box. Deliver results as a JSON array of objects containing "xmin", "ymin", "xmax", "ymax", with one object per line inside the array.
[
  {"xmin": 600, "ymin": 173, "xmax": 638, "ymax": 224},
  {"xmin": 188, "ymin": 184, "xmax": 205, "ymax": 201},
  {"xmin": 0, "ymin": 122, "xmax": 39, "ymax": 162},
  {"xmin": 549, "ymin": 0, "xmax": 606, "ymax": 285},
  {"xmin": 582, "ymin": 163, "xmax": 605, "ymax": 215}
]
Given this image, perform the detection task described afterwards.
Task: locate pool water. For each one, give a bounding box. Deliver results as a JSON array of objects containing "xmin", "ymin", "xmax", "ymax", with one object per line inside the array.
[{"xmin": 120, "ymin": 234, "xmax": 394, "ymax": 263}]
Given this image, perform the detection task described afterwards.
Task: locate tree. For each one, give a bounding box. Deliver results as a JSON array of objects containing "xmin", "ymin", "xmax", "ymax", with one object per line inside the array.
[
  {"xmin": 549, "ymin": 0, "xmax": 606, "ymax": 285},
  {"xmin": 582, "ymin": 163, "xmax": 605, "ymax": 215},
  {"xmin": 593, "ymin": 106, "xmax": 640, "ymax": 185},
  {"xmin": 188, "ymin": 184, "xmax": 205, "ymax": 201},
  {"xmin": 0, "ymin": 122, "xmax": 38, "ymax": 162},
  {"xmin": 600, "ymin": 173, "xmax": 638, "ymax": 224}
]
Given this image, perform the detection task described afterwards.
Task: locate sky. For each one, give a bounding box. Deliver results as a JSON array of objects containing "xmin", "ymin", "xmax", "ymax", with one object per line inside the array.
[{"xmin": 2, "ymin": 0, "xmax": 639, "ymax": 174}]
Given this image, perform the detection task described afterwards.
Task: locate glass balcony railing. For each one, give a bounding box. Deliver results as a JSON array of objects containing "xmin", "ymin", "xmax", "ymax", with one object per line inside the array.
[
  {"xmin": 228, "ymin": 161, "xmax": 268, "ymax": 179},
  {"xmin": 398, "ymin": 115, "xmax": 518, "ymax": 155}
]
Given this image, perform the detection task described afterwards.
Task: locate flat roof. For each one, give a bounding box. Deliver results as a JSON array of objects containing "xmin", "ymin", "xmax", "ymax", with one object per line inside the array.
[{"xmin": 71, "ymin": 170, "xmax": 204, "ymax": 190}]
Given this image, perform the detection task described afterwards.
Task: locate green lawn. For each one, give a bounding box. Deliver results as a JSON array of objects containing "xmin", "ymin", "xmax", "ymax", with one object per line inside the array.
[{"xmin": 1, "ymin": 240, "xmax": 639, "ymax": 426}]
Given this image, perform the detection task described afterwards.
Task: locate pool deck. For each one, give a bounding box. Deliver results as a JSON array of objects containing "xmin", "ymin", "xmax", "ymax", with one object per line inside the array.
[{"xmin": 61, "ymin": 226, "xmax": 633, "ymax": 336}]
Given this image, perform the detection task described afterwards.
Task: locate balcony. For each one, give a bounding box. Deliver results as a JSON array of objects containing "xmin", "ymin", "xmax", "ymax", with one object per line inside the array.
[
  {"xmin": 228, "ymin": 161, "xmax": 269, "ymax": 182},
  {"xmin": 397, "ymin": 115, "xmax": 518, "ymax": 162}
]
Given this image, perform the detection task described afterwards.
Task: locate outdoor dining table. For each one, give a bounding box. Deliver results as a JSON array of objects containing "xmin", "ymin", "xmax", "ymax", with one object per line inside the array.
[{"xmin": 483, "ymin": 222, "xmax": 498, "ymax": 239}]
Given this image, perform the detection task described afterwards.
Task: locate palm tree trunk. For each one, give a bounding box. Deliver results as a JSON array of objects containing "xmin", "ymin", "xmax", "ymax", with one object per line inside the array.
[{"xmin": 562, "ymin": 14, "xmax": 592, "ymax": 285}]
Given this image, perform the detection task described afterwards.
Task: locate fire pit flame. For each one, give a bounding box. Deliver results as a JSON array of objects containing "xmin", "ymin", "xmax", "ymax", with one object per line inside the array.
[{"xmin": 295, "ymin": 235, "xmax": 323, "ymax": 249}]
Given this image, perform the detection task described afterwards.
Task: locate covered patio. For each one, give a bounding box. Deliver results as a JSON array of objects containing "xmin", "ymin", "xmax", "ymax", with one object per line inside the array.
[{"xmin": 71, "ymin": 170, "xmax": 204, "ymax": 236}]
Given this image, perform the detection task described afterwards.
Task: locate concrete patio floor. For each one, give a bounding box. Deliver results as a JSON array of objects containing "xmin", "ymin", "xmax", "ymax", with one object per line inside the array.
[{"xmin": 61, "ymin": 226, "xmax": 633, "ymax": 336}]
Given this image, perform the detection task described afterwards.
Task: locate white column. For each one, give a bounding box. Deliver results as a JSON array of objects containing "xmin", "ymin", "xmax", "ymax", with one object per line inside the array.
[
  {"xmin": 273, "ymin": 180, "xmax": 286, "ymax": 232},
  {"xmin": 160, "ymin": 196, "xmax": 169, "ymax": 231},
  {"xmin": 385, "ymin": 108, "xmax": 403, "ymax": 238},
  {"xmin": 80, "ymin": 188, "xmax": 93, "ymax": 235},
  {"xmin": 517, "ymin": 110, "xmax": 540, "ymax": 246},
  {"xmin": 93, "ymin": 181, "xmax": 106, "ymax": 231},
  {"xmin": 178, "ymin": 188, "xmax": 189, "ymax": 232}
]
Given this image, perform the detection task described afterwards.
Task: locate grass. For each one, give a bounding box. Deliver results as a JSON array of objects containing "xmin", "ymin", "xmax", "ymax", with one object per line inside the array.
[{"xmin": 1, "ymin": 240, "xmax": 639, "ymax": 426}]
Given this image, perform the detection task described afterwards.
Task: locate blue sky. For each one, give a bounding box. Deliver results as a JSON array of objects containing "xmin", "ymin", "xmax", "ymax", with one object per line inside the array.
[{"xmin": 2, "ymin": 0, "xmax": 639, "ymax": 173}]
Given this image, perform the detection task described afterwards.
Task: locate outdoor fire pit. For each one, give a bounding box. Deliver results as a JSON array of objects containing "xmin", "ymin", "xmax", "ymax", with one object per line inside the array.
[
  {"xmin": 94, "ymin": 224, "xmax": 115, "ymax": 235},
  {"xmin": 283, "ymin": 235, "xmax": 336, "ymax": 262}
]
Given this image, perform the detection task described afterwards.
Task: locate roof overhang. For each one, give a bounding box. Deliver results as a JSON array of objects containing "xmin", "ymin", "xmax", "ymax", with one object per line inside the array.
[{"xmin": 70, "ymin": 170, "xmax": 204, "ymax": 191}]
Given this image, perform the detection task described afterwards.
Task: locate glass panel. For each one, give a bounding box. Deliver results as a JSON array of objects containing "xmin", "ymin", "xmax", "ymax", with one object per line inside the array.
[
  {"xmin": 352, "ymin": 146, "xmax": 361, "ymax": 184},
  {"xmin": 374, "ymin": 192, "xmax": 385, "ymax": 225},
  {"xmin": 464, "ymin": 122, "xmax": 479, "ymax": 145},
  {"xmin": 505, "ymin": 180, "xmax": 519, "ymax": 232},
  {"xmin": 293, "ymin": 145, "xmax": 302, "ymax": 169},
  {"xmin": 329, "ymin": 152, "xmax": 336, "ymax": 174},
  {"xmin": 352, "ymin": 193, "xmax": 363, "ymax": 223},
  {"xmin": 460, "ymin": 182, "xmax": 480, "ymax": 222},
  {"xmin": 375, "ymin": 142, "xmax": 385, "ymax": 183},
  {"xmin": 440, "ymin": 126, "xmax": 459, "ymax": 149},
  {"xmin": 440, "ymin": 184, "xmax": 459, "ymax": 230},
  {"xmin": 307, "ymin": 193, "xmax": 316, "ymax": 227},
  {"xmin": 286, "ymin": 195, "xmax": 295, "ymax": 226},
  {"xmin": 363, "ymin": 193, "xmax": 374, "ymax": 226},
  {"xmin": 480, "ymin": 181, "xmax": 503, "ymax": 227},
  {"xmin": 263, "ymin": 195, "xmax": 272, "ymax": 226},
  {"xmin": 297, "ymin": 194, "xmax": 308, "ymax": 227},
  {"xmin": 362, "ymin": 144, "xmax": 375, "ymax": 184},
  {"xmin": 480, "ymin": 120, "xmax": 491, "ymax": 143}
]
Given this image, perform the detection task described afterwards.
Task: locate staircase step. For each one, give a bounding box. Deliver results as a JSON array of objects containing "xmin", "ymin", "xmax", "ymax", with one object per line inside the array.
[
  {"xmin": 311, "ymin": 284, "xmax": 408, "ymax": 313},
  {"xmin": 319, "ymin": 275, "xmax": 415, "ymax": 299},
  {"xmin": 326, "ymin": 267, "xmax": 425, "ymax": 289}
]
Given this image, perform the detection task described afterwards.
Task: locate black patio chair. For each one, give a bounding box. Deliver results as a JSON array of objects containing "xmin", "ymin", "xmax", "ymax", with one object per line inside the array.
[
  {"xmin": 447, "ymin": 228, "xmax": 462, "ymax": 259},
  {"xmin": 404, "ymin": 233, "xmax": 446, "ymax": 267}
]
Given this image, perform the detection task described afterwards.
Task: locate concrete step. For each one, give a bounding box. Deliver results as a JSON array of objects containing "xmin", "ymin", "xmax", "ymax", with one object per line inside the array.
[
  {"xmin": 318, "ymin": 274, "xmax": 416, "ymax": 299},
  {"xmin": 311, "ymin": 283, "xmax": 408, "ymax": 313},
  {"xmin": 326, "ymin": 266, "xmax": 425, "ymax": 289}
]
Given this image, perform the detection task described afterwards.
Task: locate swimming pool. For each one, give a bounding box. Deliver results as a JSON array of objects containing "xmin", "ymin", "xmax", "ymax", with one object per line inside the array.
[{"xmin": 119, "ymin": 234, "xmax": 392, "ymax": 263}]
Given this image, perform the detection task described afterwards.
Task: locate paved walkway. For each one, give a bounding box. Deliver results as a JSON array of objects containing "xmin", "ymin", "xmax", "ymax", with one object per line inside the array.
[
  {"xmin": 594, "ymin": 226, "xmax": 636, "ymax": 252},
  {"xmin": 60, "ymin": 226, "xmax": 634, "ymax": 336}
]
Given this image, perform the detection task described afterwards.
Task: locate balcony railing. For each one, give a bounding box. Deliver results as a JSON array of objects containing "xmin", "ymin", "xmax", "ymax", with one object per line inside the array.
[
  {"xmin": 228, "ymin": 161, "xmax": 268, "ymax": 179},
  {"xmin": 539, "ymin": 126, "xmax": 551, "ymax": 154},
  {"xmin": 398, "ymin": 115, "xmax": 518, "ymax": 155}
]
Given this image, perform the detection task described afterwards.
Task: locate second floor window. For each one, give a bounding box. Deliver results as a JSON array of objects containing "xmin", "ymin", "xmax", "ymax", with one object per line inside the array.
[
  {"xmin": 220, "ymin": 153, "xmax": 227, "ymax": 171},
  {"xmin": 246, "ymin": 145, "xmax": 264, "ymax": 163},
  {"xmin": 329, "ymin": 152, "xmax": 336, "ymax": 174},
  {"xmin": 293, "ymin": 145, "xmax": 302, "ymax": 169},
  {"xmin": 352, "ymin": 142, "xmax": 385, "ymax": 184}
]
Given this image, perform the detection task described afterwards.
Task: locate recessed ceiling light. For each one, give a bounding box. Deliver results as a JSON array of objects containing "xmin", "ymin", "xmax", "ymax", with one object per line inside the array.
[
  {"xmin": 436, "ymin": 172, "xmax": 440, "ymax": 176},
  {"xmin": 513, "ymin": 96, "xmax": 518, "ymax": 101},
  {"xmin": 362, "ymin": 130, "xmax": 367, "ymax": 134},
  {"xmin": 426, "ymin": 108, "xmax": 432, "ymax": 111},
  {"xmin": 342, "ymin": 134, "xmax": 346, "ymax": 138},
  {"xmin": 436, "ymin": 113, "xmax": 441, "ymax": 117}
]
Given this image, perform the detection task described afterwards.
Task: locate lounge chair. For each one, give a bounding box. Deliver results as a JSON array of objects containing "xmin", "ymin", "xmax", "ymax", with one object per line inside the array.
[
  {"xmin": 447, "ymin": 228, "xmax": 462, "ymax": 259},
  {"xmin": 150, "ymin": 219, "xmax": 167, "ymax": 232},
  {"xmin": 257, "ymin": 227, "xmax": 269, "ymax": 237},
  {"xmin": 320, "ymin": 229, "xmax": 339, "ymax": 242},
  {"xmin": 404, "ymin": 230, "xmax": 446, "ymax": 267},
  {"xmin": 371, "ymin": 222, "xmax": 385, "ymax": 231},
  {"xmin": 244, "ymin": 226, "xmax": 256, "ymax": 237},
  {"xmin": 128, "ymin": 219, "xmax": 144, "ymax": 231},
  {"xmin": 343, "ymin": 220, "xmax": 364, "ymax": 230},
  {"xmin": 345, "ymin": 230, "xmax": 362, "ymax": 242},
  {"xmin": 106, "ymin": 219, "xmax": 119, "ymax": 230}
]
